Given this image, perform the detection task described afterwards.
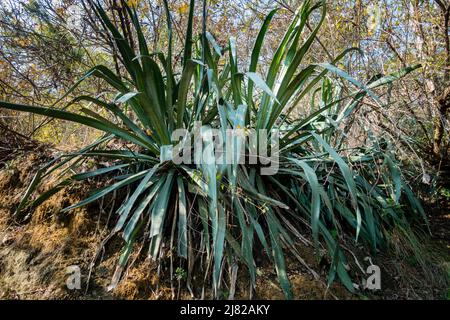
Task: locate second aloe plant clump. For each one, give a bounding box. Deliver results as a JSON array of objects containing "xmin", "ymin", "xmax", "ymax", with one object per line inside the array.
[{"xmin": 0, "ymin": 0, "xmax": 426, "ymax": 298}]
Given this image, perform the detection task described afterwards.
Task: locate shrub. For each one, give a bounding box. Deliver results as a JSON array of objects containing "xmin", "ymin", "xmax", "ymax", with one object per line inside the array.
[{"xmin": 0, "ymin": 0, "xmax": 426, "ymax": 298}]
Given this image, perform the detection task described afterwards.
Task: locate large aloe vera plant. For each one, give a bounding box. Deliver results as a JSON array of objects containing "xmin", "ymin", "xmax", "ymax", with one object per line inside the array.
[{"xmin": 0, "ymin": 0, "xmax": 426, "ymax": 298}]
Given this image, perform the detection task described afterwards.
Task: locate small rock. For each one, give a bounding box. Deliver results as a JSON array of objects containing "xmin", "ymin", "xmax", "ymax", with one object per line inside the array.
[{"xmin": 1, "ymin": 233, "xmax": 14, "ymax": 246}]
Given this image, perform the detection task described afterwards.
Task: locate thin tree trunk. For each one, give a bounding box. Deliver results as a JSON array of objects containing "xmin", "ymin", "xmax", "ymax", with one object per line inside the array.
[{"xmin": 432, "ymin": 1, "xmax": 450, "ymax": 158}]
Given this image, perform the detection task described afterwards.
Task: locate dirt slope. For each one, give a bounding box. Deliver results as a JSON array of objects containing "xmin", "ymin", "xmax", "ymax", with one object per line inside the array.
[{"xmin": 0, "ymin": 150, "xmax": 448, "ymax": 300}]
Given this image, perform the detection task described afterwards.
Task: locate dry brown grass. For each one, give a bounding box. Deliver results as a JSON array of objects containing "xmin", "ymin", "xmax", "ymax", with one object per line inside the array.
[{"xmin": 0, "ymin": 151, "xmax": 447, "ymax": 300}]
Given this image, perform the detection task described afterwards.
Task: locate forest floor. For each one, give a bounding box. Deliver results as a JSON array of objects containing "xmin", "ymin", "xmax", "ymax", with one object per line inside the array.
[{"xmin": 0, "ymin": 142, "xmax": 448, "ymax": 300}]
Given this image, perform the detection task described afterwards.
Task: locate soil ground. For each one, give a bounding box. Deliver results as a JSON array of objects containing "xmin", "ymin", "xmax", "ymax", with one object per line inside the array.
[{"xmin": 0, "ymin": 148, "xmax": 448, "ymax": 300}]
